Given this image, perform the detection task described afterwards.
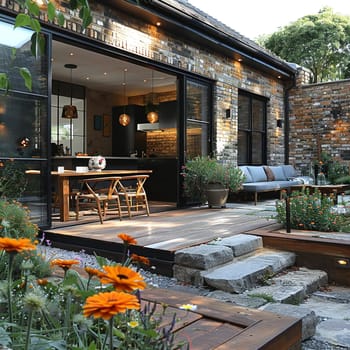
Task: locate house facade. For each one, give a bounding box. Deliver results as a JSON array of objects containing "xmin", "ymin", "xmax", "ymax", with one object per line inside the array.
[{"xmin": 0, "ymin": 0, "xmax": 296, "ymax": 227}]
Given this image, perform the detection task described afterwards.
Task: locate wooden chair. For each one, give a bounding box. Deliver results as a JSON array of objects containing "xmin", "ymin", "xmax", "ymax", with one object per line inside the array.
[
  {"xmin": 75, "ymin": 176, "xmax": 122, "ymax": 224},
  {"xmin": 117, "ymin": 175, "xmax": 150, "ymax": 217}
]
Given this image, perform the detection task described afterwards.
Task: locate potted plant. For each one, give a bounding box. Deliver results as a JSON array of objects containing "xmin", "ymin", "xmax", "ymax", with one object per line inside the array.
[{"xmin": 181, "ymin": 156, "xmax": 245, "ymax": 207}]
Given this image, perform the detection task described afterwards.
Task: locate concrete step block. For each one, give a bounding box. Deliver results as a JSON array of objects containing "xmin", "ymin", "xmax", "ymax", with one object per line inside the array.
[
  {"xmin": 202, "ymin": 250, "xmax": 295, "ymax": 293},
  {"xmin": 210, "ymin": 234, "xmax": 263, "ymax": 257},
  {"xmin": 174, "ymin": 244, "xmax": 233, "ymax": 270}
]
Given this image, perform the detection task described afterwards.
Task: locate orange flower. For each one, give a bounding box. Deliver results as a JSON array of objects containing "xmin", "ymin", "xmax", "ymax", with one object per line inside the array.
[
  {"xmin": 50, "ymin": 259, "xmax": 80, "ymax": 270},
  {"xmin": 99, "ymin": 265, "xmax": 146, "ymax": 292},
  {"xmin": 117, "ymin": 233, "xmax": 137, "ymax": 245},
  {"xmin": 83, "ymin": 291, "xmax": 140, "ymax": 320},
  {"xmin": 85, "ymin": 266, "xmax": 104, "ymax": 278},
  {"xmin": 131, "ymin": 254, "xmax": 150, "ymax": 266},
  {"xmin": 37, "ymin": 278, "xmax": 49, "ymax": 286},
  {"xmin": 0, "ymin": 237, "xmax": 36, "ymax": 253}
]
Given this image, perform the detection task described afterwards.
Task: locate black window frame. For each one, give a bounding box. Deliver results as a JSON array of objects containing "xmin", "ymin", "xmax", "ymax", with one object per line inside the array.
[{"xmin": 238, "ymin": 90, "xmax": 267, "ymax": 165}]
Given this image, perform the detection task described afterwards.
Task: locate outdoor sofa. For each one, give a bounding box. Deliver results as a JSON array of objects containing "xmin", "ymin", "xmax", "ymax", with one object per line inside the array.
[{"xmin": 238, "ymin": 165, "xmax": 313, "ymax": 205}]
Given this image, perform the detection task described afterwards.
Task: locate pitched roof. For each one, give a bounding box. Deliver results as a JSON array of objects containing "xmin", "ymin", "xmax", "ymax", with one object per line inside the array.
[{"xmin": 137, "ymin": 0, "xmax": 296, "ymax": 79}]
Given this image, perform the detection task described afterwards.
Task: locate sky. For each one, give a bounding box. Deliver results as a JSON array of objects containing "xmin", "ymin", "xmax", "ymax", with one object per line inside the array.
[{"xmin": 188, "ymin": 0, "xmax": 350, "ymax": 40}]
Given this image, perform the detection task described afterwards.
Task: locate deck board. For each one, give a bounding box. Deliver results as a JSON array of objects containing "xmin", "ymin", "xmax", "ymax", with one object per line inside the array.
[{"xmin": 142, "ymin": 288, "xmax": 301, "ymax": 350}]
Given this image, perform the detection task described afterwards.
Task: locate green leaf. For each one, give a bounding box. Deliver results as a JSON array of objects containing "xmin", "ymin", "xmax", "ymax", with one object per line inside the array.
[
  {"xmin": 57, "ymin": 12, "xmax": 65, "ymax": 26},
  {"xmin": 19, "ymin": 67, "xmax": 32, "ymax": 91},
  {"xmin": 30, "ymin": 18, "xmax": 41, "ymax": 33},
  {"xmin": 47, "ymin": 2, "xmax": 56, "ymax": 22},
  {"xmin": 0, "ymin": 73, "xmax": 10, "ymax": 92},
  {"xmin": 14, "ymin": 13, "xmax": 31, "ymax": 28},
  {"xmin": 26, "ymin": 0, "xmax": 40, "ymax": 16}
]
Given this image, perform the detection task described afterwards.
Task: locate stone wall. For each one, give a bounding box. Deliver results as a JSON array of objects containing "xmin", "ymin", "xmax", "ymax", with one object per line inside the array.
[{"xmin": 289, "ymin": 70, "xmax": 350, "ymax": 174}]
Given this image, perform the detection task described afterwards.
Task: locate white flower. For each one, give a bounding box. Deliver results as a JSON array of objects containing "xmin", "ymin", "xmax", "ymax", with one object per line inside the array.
[{"xmin": 179, "ymin": 304, "xmax": 197, "ymax": 311}]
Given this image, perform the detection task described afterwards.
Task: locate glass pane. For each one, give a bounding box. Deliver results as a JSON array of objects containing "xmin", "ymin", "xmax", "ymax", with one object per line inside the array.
[
  {"xmin": 238, "ymin": 130, "xmax": 248, "ymax": 164},
  {"xmin": 0, "ymin": 159, "xmax": 49, "ymax": 226},
  {"xmin": 252, "ymin": 132, "xmax": 263, "ymax": 164},
  {"xmin": 186, "ymin": 81, "xmax": 209, "ymax": 122},
  {"xmin": 238, "ymin": 94, "xmax": 250, "ymax": 129},
  {"xmin": 0, "ymin": 21, "xmax": 48, "ymax": 95},
  {"xmin": 186, "ymin": 80, "xmax": 210, "ymax": 158},
  {"xmin": 0, "ymin": 94, "xmax": 48, "ymax": 158},
  {"xmin": 52, "ymin": 81, "xmax": 86, "ymax": 155},
  {"xmin": 252, "ymin": 99, "xmax": 265, "ymax": 131}
]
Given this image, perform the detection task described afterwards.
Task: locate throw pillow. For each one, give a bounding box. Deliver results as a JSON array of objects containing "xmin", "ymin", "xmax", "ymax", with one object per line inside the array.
[{"xmin": 264, "ymin": 166, "xmax": 275, "ymax": 181}]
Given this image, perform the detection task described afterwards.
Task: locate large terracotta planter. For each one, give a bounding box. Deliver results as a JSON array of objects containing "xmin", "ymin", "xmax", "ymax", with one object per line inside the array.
[{"xmin": 206, "ymin": 184, "xmax": 229, "ymax": 208}]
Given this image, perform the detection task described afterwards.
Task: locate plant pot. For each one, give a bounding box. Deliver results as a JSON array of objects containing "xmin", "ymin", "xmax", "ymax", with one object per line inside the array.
[{"xmin": 206, "ymin": 184, "xmax": 229, "ymax": 208}]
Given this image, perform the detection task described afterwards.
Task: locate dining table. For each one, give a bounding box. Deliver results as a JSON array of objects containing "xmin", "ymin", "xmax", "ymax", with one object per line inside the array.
[{"xmin": 51, "ymin": 169, "xmax": 153, "ymax": 222}]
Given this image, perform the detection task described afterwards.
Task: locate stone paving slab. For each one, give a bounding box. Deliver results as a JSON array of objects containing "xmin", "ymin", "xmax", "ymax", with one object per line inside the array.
[
  {"xmin": 313, "ymin": 319, "xmax": 350, "ymax": 348},
  {"xmin": 261, "ymin": 303, "xmax": 317, "ymax": 341},
  {"xmin": 302, "ymin": 298, "xmax": 350, "ymax": 320},
  {"xmin": 209, "ymin": 233, "xmax": 263, "ymax": 257},
  {"xmin": 202, "ymin": 250, "xmax": 295, "ymax": 293}
]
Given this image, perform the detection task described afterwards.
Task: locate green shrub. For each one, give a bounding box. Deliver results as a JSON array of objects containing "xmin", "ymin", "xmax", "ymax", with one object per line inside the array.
[
  {"xmin": 275, "ymin": 189, "xmax": 342, "ymax": 232},
  {"xmin": 0, "ymin": 199, "xmax": 50, "ymax": 279}
]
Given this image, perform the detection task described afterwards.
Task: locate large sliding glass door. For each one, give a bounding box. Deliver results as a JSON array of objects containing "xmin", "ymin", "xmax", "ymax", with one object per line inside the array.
[{"xmin": 0, "ymin": 19, "xmax": 50, "ymax": 227}]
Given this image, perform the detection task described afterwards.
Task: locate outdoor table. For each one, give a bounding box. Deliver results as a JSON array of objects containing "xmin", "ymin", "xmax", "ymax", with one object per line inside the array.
[{"xmin": 51, "ymin": 169, "xmax": 152, "ymax": 222}]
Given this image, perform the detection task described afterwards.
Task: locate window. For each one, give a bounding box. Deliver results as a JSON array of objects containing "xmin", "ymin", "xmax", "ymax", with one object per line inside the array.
[
  {"xmin": 185, "ymin": 80, "xmax": 211, "ymax": 159},
  {"xmin": 51, "ymin": 81, "xmax": 86, "ymax": 156},
  {"xmin": 238, "ymin": 91, "xmax": 267, "ymax": 165}
]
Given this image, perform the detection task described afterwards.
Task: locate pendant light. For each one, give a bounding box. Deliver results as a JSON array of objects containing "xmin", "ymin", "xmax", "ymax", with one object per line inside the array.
[
  {"xmin": 146, "ymin": 70, "xmax": 159, "ymax": 123},
  {"xmin": 62, "ymin": 64, "xmax": 78, "ymax": 119},
  {"xmin": 119, "ymin": 68, "xmax": 130, "ymax": 126}
]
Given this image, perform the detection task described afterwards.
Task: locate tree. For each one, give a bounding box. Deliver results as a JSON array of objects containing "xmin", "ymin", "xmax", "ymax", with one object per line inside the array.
[
  {"xmin": 261, "ymin": 7, "xmax": 350, "ymax": 83},
  {"xmin": 0, "ymin": 0, "xmax": 92, "ymax": 91}
]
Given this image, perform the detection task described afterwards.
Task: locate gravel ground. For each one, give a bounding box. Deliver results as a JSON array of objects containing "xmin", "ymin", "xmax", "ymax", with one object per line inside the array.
[{"xmin": 38, "ymin": 245, "xmax": 209, "ymax": 295}]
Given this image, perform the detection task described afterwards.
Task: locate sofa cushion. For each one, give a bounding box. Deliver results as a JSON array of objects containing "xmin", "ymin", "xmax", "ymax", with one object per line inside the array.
[
  {"xmin": 281, "ymin": 165, "xmax": 298, "ymax": 179},
  {"xmin": 247, "ymin": 166, "xmax": 267, "ymax": 182},
  {"xmin": 269, "ymin": 166, "xmax": 287, "ymax": 181},
  {"xmin": 242, "ymin": 182, "xmax": 280, "ymax": 192},
  {"xmin": 264, "ymin": 166, "xmax": 275, "ymax": 181},
  {"xmin": 239, "ymin": 166, "xmax": 253, "ymax": 183}
]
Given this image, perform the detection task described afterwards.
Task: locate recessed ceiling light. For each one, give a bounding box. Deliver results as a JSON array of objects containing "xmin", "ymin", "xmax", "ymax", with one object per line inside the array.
[
  {"xmin": 103, "ymin": 72, "xmax": 107, "ymax": 76},
  {"xmin": 86, "ymin": 76, "xmax": 90, "ymax": 80},
  {"xmin": 69, "ymin": 52, "xmax": 74, "ymax": 56},
  {"xmin": 156, "ymin": 21, "xmax": 161, "ymax": 26}
]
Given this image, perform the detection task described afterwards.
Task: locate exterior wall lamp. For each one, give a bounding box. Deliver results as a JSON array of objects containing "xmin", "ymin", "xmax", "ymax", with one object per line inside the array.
[{"xmin": 331, "ymin": 104, "xmax": 342, "ymax": 120}]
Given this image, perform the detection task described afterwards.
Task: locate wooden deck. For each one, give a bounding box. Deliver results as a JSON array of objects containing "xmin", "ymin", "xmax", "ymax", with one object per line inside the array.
[
  {"xmin": 45, "ymin": 203, "xmax": 276, "ymax": 275},
  {"xmin": 141, "ymin": 288, "xmax": 301, "ymax": 350}
]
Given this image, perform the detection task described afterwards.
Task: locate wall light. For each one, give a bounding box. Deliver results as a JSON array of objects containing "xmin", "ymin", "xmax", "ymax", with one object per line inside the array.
[
  {"xmin": 335, "ymin": 258, "xmax": 350, "ymax": 268},
  {"xmin": 331, "ymin": 104, "xmax": 342, "ymax": 120},
  {"xmin": 276, "ymin": 119, "xmax": 283, "ymax": 128}
]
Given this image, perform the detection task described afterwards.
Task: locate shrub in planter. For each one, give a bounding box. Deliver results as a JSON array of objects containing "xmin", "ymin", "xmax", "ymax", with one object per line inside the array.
[
  {"xmin": 181, "ymin": 156, "xmax": 245, "ymax": 205},
  {"xmin": 275, "ymin": 189, "xmax": 343, "ymax": 232}
]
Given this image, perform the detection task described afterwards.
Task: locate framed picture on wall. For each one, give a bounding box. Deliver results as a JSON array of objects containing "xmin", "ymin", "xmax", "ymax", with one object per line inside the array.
[
  {"xmin": 103, "ymin": 114, "xmax": 112, "ymax": 137},
  {"xmin": 94, "ymin": 115, "xmax": 103, "ymax": 130}
]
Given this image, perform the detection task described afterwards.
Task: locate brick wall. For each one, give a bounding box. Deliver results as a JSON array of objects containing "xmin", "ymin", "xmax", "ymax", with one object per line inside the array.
[{"xmin": 289, "ymin": 70, "xmax": 350, "ymax": 173}]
